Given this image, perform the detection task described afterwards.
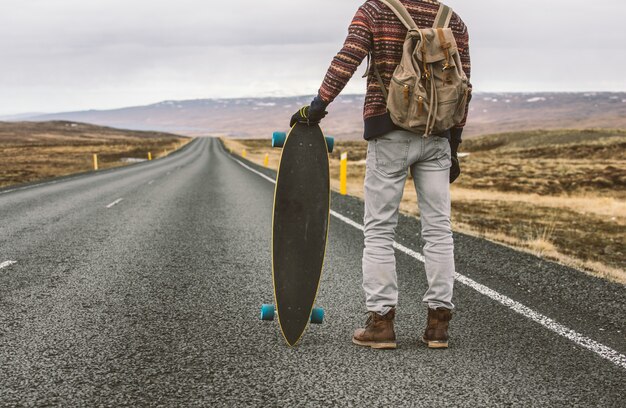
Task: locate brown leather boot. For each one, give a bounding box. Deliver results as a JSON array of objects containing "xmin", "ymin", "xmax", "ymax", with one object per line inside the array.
[
  {"xmin": 352, "ymin": 308, "xmax": 397, "ymax": 349},
  {"xmin": 422, "ymin": 307, "xmax": 452, "ymax": 349}
]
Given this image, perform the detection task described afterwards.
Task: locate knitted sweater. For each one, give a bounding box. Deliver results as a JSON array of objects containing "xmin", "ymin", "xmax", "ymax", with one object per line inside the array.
[{"xmin": 312, "ymin": 0, "xmax": 472, "ymax": 141}]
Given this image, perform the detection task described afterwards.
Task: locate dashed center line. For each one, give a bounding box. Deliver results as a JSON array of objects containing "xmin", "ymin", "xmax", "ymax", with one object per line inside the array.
[
  {"xmin": 0, "ymin": 260, "xmax": 17, "ymax": 269},
  {"xmin": 106, "ymin": 198, "xmax": 124, "ymax": 208},
  {"xmin": 228, "ymin": 153, "xmax": 626, "ymax": 370}
]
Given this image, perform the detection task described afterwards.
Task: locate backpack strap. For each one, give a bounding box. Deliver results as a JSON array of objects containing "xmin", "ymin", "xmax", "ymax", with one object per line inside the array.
[
  {"xmin": 373, "ymin": 62, "xmax": 389, "ymax": 101},
  {"xmin": 374, "ymin": 0, "xmax": 416, "ymax": 101},
  {"xmin": 433, "ymin": 3, "xmax": 453, "ymax": 28},
  {"xmin": 379, "ymin": 0, "xmax": 418, "ymax": 31}
]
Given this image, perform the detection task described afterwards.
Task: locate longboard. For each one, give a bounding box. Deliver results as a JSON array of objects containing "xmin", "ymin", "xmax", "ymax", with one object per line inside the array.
[{"xmin": 260, "ymin": 123, "xmax": 334, "ymax": 346}]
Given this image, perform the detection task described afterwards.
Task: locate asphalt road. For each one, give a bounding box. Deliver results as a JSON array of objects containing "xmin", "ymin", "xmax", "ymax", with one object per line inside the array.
[{"xmin": 0, "ymin": 137, "xmax": 624, "ymax": 407}]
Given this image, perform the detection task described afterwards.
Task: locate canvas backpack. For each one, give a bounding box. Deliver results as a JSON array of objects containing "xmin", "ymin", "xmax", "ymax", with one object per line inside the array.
[{"xmin": 372, "ymin": 0, "xmax": 470, "ymax": 136}]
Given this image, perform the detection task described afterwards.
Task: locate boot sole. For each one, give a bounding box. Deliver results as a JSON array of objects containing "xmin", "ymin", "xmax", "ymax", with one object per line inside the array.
[
  {"xmin": 352, "ymin": 338, "xmax": 397, "ymax": 349},
  {"xmin": 421, "ymin": 337, "xmax": 448, "ymax": 349}
]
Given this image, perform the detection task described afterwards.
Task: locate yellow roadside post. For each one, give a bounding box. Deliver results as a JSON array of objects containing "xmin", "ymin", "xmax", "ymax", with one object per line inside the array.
[
  {"xmin": 340, "ymin": 152, "xmax": 348, "ymax": 195},
  {"xmin": 242, "ymin": 149, "xmax": 247, "ymax": 158},
  {"xmin": 93, "ymin": 154, "xmax": 98, "ymax": 170},
  {"xmin": 148, "ymin": 152, "xmax": 152, "ymax": 161},
  {"xmin": 264, "ymin": 153, "xmax": 269, "ymax": 167}
]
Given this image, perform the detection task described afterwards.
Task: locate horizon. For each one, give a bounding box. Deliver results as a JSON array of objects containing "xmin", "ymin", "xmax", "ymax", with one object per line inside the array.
[{"xmin": 2, "ymin": 90, "xmax": 626, "ymax": 117}]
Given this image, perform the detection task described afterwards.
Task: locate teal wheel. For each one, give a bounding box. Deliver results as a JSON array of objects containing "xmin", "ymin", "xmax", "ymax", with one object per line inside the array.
[
  {"xmin": 272, "ymin": 132, "xmax": 287, "ymax": 148},
  {"xmin": 310, "ymin": 307, "xmax": 324, "ymax": 324},
  {"xmin": 325, "ymin": 137, "xmax": 334, "ymax": 153},
  {"xmin": 260, "ymin": 304, "xmax": 275, "ymax": 321}
]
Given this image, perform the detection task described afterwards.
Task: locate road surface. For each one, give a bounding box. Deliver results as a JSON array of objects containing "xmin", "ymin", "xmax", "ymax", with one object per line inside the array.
[{"xmin": 1, "ymin": 137, "xmax": 624, "ymax": 406}]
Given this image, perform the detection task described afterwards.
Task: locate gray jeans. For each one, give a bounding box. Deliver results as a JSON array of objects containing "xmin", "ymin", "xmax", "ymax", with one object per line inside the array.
[{"xmin": 362, "ymin": 129, "xmax": 455, "ymax": 314}]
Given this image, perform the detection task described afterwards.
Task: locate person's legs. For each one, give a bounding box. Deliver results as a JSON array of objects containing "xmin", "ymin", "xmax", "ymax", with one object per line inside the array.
[
  {"xmin": 410, "ymin": 136, "xmax": 455, "ymax": 311},
  {"xmin": 355, "ymin": 130, "xmax": 415, "ymax": 349},
  {"xmin": 361, "ymin": 130, "xmax": 412, "ymax": 315}
]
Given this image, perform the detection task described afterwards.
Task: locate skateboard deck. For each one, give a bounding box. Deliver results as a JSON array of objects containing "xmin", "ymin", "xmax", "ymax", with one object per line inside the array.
[{"xmin": 264, "ymin": 123, "xmax": 331, "ymax": 346}]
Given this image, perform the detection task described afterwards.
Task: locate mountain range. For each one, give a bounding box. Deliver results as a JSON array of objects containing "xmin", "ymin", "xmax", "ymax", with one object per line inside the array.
[{"xmin": 6, "ymin": 92, "xmax": 626, "ymax": 140}]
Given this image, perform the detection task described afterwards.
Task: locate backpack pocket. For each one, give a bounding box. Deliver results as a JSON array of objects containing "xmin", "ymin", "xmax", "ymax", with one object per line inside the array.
[
  {"xmin": 387, "ymin": 77, "xmax": 415, "ymax": 124},
  {"xmin": 407, "ymin": 88, "xmax": 430, "ymax": 130},
  {"xmin": 435, "ymin": 86, "xmax": 459, "ymax": 132},
  {"xmin": 452, "ymin": 83, "xmax": 470, "ymax": 125}
]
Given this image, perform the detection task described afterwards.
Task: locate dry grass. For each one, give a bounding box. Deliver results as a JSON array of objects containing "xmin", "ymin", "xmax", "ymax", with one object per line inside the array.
[
  {"xmin": 222, "ymin": 129, "xmax": 626, "ymax": 284},
  {"xmin": 449, "ymin": 188, "xmax": 626, "ymax": 222},
  {"xmin": 459, "ymin": 129, "xmax": 626, "ymax": 198},
  {"xmin": 525, "ymin": 222, "xmax": 558, "ymax": 256},
  {"xmin": 0, "ymin": 121, "xmax": 190, "ymax": 188},
  {"xmin": 459, "ymin": 228, "xmax": 625, "ymax": 284}
]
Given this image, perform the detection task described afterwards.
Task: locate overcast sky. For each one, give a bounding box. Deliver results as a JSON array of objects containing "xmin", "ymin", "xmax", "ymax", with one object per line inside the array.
[{"xmin": 1, "ymin": 0, "xmax": 625, "ymax": 114}]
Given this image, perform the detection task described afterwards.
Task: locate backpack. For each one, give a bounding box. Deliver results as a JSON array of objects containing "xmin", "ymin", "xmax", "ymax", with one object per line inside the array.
[{"xmin": 372, "ymin": 0, "xmax": 470, "ymax": 136}]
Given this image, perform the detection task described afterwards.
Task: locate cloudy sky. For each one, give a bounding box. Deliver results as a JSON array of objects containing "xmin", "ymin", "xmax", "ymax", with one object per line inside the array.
[{"xmin": 1, "ymin": 0, "xmax": 625, "ymax": 114}]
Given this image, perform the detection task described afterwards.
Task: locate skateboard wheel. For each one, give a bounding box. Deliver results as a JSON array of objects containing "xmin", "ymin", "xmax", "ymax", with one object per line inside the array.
[
  {"xmin": 272, "ymin": 132, "xmax": 287, "ymax": 148},
  {"xmin": 326, "ymin": 136, "xmax": 335, "ymax": 153},
  {"xmin": 325, "ymin": 137, "xmax": 334, "ymax": 153},
  {"xmin": 260, "ymin": 304, "xmax": 276, "ymax": 321},
  {"xmin": 310, "ymin": 307, "xmax": 324, "ymax": 324}
]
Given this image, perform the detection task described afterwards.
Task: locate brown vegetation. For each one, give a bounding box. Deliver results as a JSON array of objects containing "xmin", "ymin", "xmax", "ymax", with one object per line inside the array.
[
  {"xmin": 222, "ymin": 129, "xmax": 626, "ymax": 283},
  {"xmin": 0, "ymin": 121, "xmax": 189, "ymax": 188},
  {"xmin": 459, "ymin": 129, "xmax": 626, "ymax": 197}
]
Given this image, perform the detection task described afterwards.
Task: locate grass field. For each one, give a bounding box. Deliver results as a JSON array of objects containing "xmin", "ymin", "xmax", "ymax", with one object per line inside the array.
[
  {"xmin": 222, "ymin": 129, "xmax": 626, "ymax": 284},
  {"xmin": 0, "ymin": 121, "xmax": 190, "ymax": 189}
]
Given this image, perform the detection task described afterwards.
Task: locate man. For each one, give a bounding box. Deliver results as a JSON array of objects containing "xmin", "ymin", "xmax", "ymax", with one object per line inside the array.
[{"xmin": 291, "ymin": 0, "xmax": 471, "ymax": 349}]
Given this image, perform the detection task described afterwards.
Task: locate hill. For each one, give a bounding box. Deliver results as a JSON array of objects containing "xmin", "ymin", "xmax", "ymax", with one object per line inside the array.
[
  {"xmin": 21, "ymin": 92, "xmax": 626, "ymax": 139},
  {"xmin": 0, "ymin": 121, "xmax": 189, "ymax": 189},
  {"xmin": 458, "ymin": 129, "xmax": 626, "ymax": 196},
  {"xmin": 462, "ymin": 128, "xmax": 626, "ymax": 153},
  {"xmin": 0, "ymin": 120, "xmax": 188, "ymax": 144}
]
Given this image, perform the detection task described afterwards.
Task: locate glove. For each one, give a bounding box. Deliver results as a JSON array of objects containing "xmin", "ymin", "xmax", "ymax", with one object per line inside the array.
[
  {"xmin": 290, "ymin": 105, "xmax": 328, "ymax": 127},
  {"xmin": 449, "ymin": 133, "xmax": 461, "ymax": 184}
]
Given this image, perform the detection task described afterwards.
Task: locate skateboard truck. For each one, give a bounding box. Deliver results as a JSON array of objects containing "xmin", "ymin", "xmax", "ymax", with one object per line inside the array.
[
  {"xmin": 272, "ymin": 131, "xmax": 335, "ymax": 153},
  {"xmin": 260, "ymin": 304, "xmax": 324, "ymax": 324}
]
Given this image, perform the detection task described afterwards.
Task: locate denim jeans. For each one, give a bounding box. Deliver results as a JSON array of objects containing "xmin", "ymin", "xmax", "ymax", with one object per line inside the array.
[{"xmin": 362, "ymin": 129, "xmax": 455, "ymax": 314}]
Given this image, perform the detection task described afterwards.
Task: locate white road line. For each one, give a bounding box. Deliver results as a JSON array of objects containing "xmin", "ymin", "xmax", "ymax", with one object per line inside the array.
[
  {"xmin": 232, "ymin": 158, "xmax": 276, "ymax": 184},
  {"xmin": 229, "ymin": 154, "xmax": 626, "ymax": 370},
  {"xmin": 453, "ymin": 274, "xmax": 626, "ymax": 370},
  {"xmin": 148, "ymin": 180, "xmax": 155, "ymax": 185},
  {"xmin": 0, "ymin": 260, "xmax": 17, "ymax": 269},
  {"xmin": 0, "ymin": 179, "xmax": 63, "ymax": 196},
  {"xmin": 0, "ymin": 166, "xmax": 109, "ymax": 196},
  {"xmin": 105, "ymin": 198, "xmax": 124, "ymax": 208}
]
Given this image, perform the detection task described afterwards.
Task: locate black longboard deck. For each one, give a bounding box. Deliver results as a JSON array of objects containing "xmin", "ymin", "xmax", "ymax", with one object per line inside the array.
[{"xmin": 272, "ymin": 123, "xmax": 330, "ymax": 346}]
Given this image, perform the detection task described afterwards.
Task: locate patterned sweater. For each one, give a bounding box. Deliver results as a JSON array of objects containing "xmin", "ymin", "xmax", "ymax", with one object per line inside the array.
[{"xmin": 313, "ymin": 0, "xmax": 472, "ymax": 141}]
